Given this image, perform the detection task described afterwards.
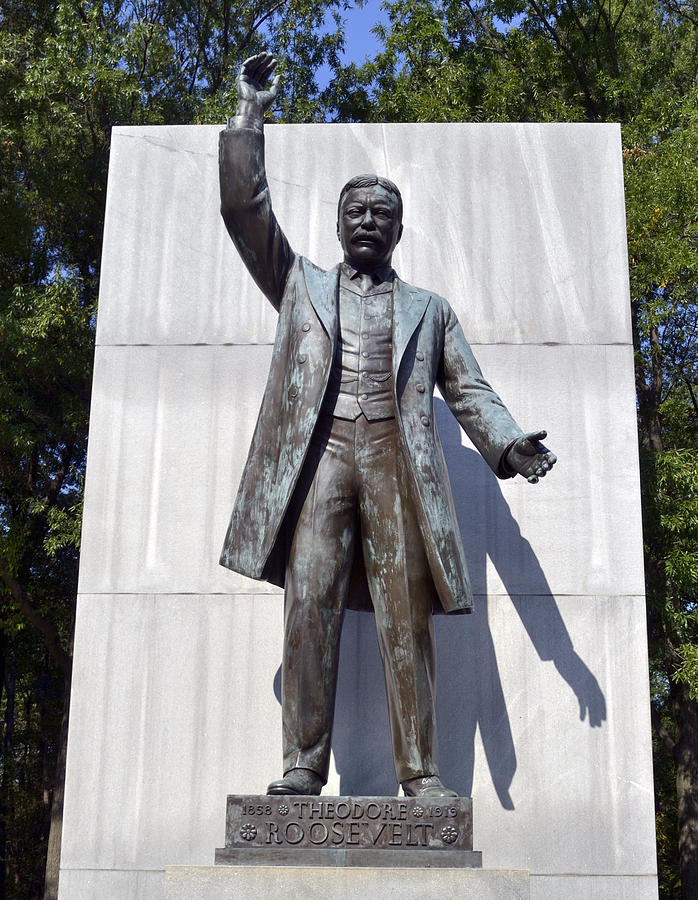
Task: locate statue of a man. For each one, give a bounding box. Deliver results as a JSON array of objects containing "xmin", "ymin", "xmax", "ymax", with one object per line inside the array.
[{"xmin": 219, "ymin": 53, "xmax": 556, "ymax": 800}]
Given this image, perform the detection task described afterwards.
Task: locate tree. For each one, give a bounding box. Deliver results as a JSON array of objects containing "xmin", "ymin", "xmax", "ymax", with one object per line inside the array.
[
  {"xmin": 0, "ymin": 0, "xmax": 346, "ymax": 895},
  {"xmin": 322, "ymin": 0, "xmax": 698, "ymax": 893},
  {"xmin": 625, "ymin": 106, "xmax": 698, "ymax": 896}
]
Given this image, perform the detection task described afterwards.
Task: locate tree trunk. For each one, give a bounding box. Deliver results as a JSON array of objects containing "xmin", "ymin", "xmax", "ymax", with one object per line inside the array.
[
  {"xmin": 1, "ymin": 657, "xmax": 17, "ymax": 900},
  {"xmin": 42, "ymin": 675, "xmax": 70, "ymax": 900},
  {"xmin": 0, "ymin": 641, "xmax": 8, "ymax": 900},
  {"xmin": 674, "ymin": 681, "xmax": 698, "ymax": 899}
]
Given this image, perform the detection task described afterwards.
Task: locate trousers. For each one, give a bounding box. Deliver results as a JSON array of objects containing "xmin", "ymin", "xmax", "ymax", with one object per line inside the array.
[{"xmin": 282, "ymin": 412, "xmax": 440, "ymax": 784}]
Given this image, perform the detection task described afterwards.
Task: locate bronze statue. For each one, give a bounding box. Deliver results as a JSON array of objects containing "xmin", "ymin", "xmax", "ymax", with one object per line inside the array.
[{"xmin": 219, "ymin": 53, "xmax": 556, "ymax": 800}]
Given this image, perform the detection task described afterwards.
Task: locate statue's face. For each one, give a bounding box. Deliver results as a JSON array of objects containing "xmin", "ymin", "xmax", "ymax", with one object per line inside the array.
[{"xmin": 337, "ymin": 185, "xmax": 403, "ymax": 270}]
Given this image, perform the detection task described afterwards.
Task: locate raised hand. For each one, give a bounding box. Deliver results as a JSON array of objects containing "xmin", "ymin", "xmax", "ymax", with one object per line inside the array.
[
  {"xmin": 505, "ymin": 430, "xmax": 557, "ymax": 484},
  {"xmin": 235, "ymin": 52, "xmax": 280, "ymax": 116}
]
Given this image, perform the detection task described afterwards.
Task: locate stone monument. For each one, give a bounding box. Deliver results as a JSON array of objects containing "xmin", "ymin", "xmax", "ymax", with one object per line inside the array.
[{"xmin": 59, "ymin": 73, "xmax": 656, "ymax": 898}]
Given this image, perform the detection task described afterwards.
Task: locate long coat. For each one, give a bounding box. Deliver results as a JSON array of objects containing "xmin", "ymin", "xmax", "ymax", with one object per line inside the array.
[{"xmin": 218, "ymin": 122, "xmax": 524, "ymax": 614}]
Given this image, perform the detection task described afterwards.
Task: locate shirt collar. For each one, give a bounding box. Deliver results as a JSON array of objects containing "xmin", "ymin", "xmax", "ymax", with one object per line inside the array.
[{"xmin": 340, "ymin": 261, "xmax": 396, "ymax": 286}]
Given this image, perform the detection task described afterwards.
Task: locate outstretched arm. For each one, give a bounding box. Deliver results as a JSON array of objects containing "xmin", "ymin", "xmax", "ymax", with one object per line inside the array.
[
  {"xmin": 439, "ymin": 304, "xmax": 557, "ymax": 482},
  {"xmin": 219, "ymin": 53, "xmax": 293, "ymax": 310}
]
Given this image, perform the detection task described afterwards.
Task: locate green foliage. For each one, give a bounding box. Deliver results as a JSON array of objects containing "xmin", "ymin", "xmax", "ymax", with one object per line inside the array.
[
  {"xmin": 325, "ymin": 0, "xmax": 698, "ymax": 129},
  {"xmin": 0, "ymin": 630, "xmax": 67, "ymax": 899},
  {"xmin": 653, "ymin": 676, "xmax": 683, "ymax": 897},
  {"xmin": 643, "ymin": 449, "xmax": 698, "ymax": 668},
  {"xmin": 675, "ymin": 645, "xmax": 698, "ymax": 701}
]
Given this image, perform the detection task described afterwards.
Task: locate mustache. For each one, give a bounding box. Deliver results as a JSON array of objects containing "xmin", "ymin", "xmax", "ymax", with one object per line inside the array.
[{"xmin": 351, "ymin": 231, "xmax": 380, "ymax": 243}]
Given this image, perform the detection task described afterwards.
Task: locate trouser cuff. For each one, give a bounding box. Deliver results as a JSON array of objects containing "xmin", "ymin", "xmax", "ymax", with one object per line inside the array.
[{"xmin": 283, "ymin": 752, "xmax": 328, "ymax": 784}]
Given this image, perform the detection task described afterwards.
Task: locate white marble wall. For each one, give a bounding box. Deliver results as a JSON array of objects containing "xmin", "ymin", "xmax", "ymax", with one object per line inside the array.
[{"xmin": 60, "ymin": 123, "xmax": 657, "ymax": 899}]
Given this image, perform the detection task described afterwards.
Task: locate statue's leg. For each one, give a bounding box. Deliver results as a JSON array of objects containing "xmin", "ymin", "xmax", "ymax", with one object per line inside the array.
[
  {"xmin": 356, "ymin": 416, "xmax": 439, "ymax": 786},
  {"xmin": 281, "ymin": 414, "xmax": 357, "ymax": 783}
]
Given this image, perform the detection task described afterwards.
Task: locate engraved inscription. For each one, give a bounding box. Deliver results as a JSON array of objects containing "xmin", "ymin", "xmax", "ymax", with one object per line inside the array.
[
  {"xmin": 242, "ymin": 803, "xmax": 272, "ymax": 815},
  {"xmin": 223, "ymin": 795, "xmax": 474, "ymax": 853}
]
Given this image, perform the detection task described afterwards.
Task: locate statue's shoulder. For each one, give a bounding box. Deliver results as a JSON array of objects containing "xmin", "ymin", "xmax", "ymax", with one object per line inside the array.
[
  {"xmin": 281, "ymin": 256, "xmax": 340, "ymax": 312},
  {"xmin": 296, "ymin": 255, "xmax": 340, "ymax": 285},
  {"xmin": 395, "ymin": 276, "xmax": 449, "ymax": 308},
  {"xmin": 298, "ymin": 255, "xmax": 329, "ymax": 275}
]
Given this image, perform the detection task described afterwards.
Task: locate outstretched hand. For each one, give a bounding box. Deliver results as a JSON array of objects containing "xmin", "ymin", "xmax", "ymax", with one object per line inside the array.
[
  {"xmin": 506, "ymin": 430, "xmax": 557, "ymax": 484},
  {"xmin": 236, "ymin": 52, "xmax": 280, "ymax": 114}
]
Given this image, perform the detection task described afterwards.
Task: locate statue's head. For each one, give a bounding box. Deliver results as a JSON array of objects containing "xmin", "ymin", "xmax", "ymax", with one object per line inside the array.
[{"xmin": 336, "ymin": 174, "xmax": 403, "ymax": 271}]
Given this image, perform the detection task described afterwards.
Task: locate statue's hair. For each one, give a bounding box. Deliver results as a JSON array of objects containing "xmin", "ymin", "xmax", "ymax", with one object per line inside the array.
[{"xmin": 337, "ymin": 174, "xmax": 403, "ymax": 222}]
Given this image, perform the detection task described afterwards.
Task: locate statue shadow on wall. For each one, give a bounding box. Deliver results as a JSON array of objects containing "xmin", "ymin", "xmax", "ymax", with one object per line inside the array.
[{"xmin": 275, "ymin": 397, "xmax": 606, "ymax": 805}]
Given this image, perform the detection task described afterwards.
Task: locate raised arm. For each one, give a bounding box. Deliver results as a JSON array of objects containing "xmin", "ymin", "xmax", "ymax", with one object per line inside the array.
[{"xmin": 219, "ymin": 53, "xmax": 293, "ymax": 310}]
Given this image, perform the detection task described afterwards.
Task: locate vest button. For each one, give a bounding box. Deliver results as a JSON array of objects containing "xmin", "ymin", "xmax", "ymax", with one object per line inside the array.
[
  {"xmin": 420, "ymin": 415, "xmax": 430, "ymax": 427},
  {"xmin": 416, "ymin": 383, "xmax": 425, "ymax": 393},
  {"xmin": 288, "ymin": 386, "xmax": 298, "ymax": 398},
  {"xmin": 301, "ymin": 322, "xmax": 311, "ymax": 332},
  {"xmin": 360, "ymin": 393, "xmax": 368, "ymax": 401},
  {"xmin": 416, "ymin": 351, "xmax": 425, "ymax": 361},
  {"xmin": 297, "ymin": 353, "xmax": 307, "ymax": 364}
]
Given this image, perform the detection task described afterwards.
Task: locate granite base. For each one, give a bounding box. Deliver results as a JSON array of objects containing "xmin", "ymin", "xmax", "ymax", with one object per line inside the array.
[
  {"xmin": 165, "ymin": 865, "xmax": 530, "ymax": 899},
  {"xmin": 214, "ymin": 846, "xmax": 483, "ymax": 867}
]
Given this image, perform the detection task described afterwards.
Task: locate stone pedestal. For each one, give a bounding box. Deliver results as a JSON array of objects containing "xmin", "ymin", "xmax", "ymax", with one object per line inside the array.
[
  {"xmin": 215, "ymin": 795, "xmax": 481, "ymax": 868},
  {"xmin": 165, "ymin": 865, "xmax": 530, "ymax": 899}
]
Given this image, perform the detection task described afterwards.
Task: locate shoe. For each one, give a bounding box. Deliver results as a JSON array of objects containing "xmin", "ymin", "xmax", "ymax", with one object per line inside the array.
[
  {"xmin": 402, "ymin": 775, "xmax": 458, "ymax": 798},
  {"xmin": 267, "ymin": 767, "xmax": 324, "ymax": 795}
]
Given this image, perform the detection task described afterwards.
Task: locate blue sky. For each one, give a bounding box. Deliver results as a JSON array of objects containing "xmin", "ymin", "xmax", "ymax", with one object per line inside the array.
[
  {"xmin": 315, "ymin": 0, "xmax": 387, "ymax": 90},
  {"xmin": 341, "ymin": 0, "xmax": 386, "ymax": 64}
]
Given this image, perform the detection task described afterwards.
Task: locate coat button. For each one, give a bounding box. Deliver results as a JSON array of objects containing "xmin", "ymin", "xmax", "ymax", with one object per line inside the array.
[
  {"xmin": 416, "ymin": 383, "xmax": 425, "ymax": 393},
  {"xmin": 416, "ymin": 351, "xmax": 424, "ymax": 361},
  {"xmin": 360, "ymin": 393, "xmax": 368, "ymax": 401},
  {"xmin": 362, "ymin": 351, "xmax": 369, "ymax": 358},
  {"xmin": 288, "ymin": 386, "xmax": 298, "ymax": 398},
  {"xmin": 302, "ymin": 322, "xmax": 311, "ymax": 332},
  {"xmin": 297, "ymin": 353, "xmax": 307, "ymax": 364},
  {"xmin": 420, "ymin": 415, "xmax": 430, "ymax": 427}
]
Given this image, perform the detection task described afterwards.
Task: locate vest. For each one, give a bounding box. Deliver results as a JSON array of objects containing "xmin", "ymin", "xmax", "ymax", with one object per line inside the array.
[{"xmin": 324, "ymin": 271, "xmax": 395, "ymax": 421}]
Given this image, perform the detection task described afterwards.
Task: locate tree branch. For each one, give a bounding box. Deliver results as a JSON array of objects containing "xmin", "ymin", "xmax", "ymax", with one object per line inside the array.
[
  {"xmin": 526, "ymin": 0, "xmax": 599, "ymax": 118},
  {"xmin": 462, "ymin": 0, "xmax": 513, "ymax": 61},
  {"xmin": 664, "ymin": 0, "xmax": 698, "ymax": 27},
  {"xmin": 685, "ymin": 376, "xmax": 698, "ymax": 419},
  {"xmin": 652, "ymin": 698, "xmax": 677, "ymax": 754},
  {"xmin": 611, "ymin": 0, "xmax": 631, "ymax": 32},
  {"xmin": 238, "ymin": 0, "xmax": 289, "ymax": 57},
  {"xmin": 43, "ymin": 443, "xmax": 73, "ymax": 507},
  {"xmin": 0, "ymin": 569, "xmax": 72, "ymax": 679}
]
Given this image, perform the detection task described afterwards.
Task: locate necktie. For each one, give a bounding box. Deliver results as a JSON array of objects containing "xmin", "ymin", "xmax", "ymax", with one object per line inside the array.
[{"xmin": 358, "ymin": 273, "xmax": 374, "ymax": 293}]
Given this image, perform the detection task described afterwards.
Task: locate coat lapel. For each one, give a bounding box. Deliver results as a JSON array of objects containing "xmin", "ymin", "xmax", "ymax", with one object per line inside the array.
[
  {"xmin": 393, "ymin": 277, "xmax": 431, "ymax": 373},
  {"xmin": 300, "ymin": 257, "xmax": 339, "ymax": 339},
  {"xmin": 300, "ymin": 261, "xmax": 429, "ymax": 372}
]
